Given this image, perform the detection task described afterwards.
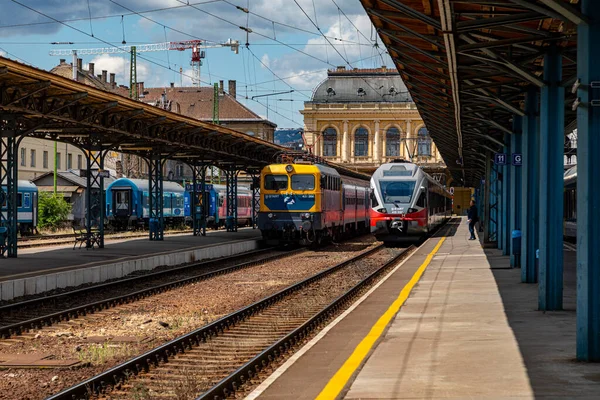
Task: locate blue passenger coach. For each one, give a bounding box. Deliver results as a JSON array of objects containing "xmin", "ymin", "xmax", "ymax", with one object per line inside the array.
[
  {"xmin": 1, "ymin": 180, "xmax": 38, "ymax": 235},
  {"xmin": 106, "ymin": 178, "xmax": 185, "ymax": 230}
]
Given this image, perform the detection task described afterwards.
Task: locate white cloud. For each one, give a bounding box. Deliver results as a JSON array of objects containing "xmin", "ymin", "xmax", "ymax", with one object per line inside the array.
[
  {"xmin": 86, "ymin": 54, "xmax": 152, "ymax": 87},
  {"xmin": 0, "ymin": 50, "xmax": 6, "ymax": 58},
  {"xmin": 260, "ymin": 54, "xmax": 270, "ymax": 69}
]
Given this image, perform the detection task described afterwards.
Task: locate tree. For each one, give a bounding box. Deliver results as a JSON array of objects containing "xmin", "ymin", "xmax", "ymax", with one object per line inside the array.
[{"xmin": 38, "ymin": 192, "xmax": 71, "ymax": 230}]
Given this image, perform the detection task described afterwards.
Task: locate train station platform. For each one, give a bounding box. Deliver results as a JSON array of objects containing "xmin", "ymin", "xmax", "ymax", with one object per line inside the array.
[
  {"xmin": 0, "ymin": 229, "xmax": 262, "ymax": 301},
  {"xmin": 248, "ymin": 217, "xmax": 600, "ymax": 400}
]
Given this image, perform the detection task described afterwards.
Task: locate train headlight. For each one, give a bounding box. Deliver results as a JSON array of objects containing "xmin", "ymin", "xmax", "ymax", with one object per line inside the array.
[
  {"xmin": 376, "ymin": 207, "xmax": 387, "ymax": 213},
  {"xmin": 268, "ymin": 213, "xmax": 274, "ymax": 219},
  {"xmin": 301, "ymin": 220, "xmax": 312, "ymax": 231},
  {"xmin": 285, "ymin": 164, "xmax": 294, "ymax": 173},
  {"xmin": 301, "ymin": 212, "xmax": 311, "ymax": 219},
  {"xmin": 407, "ymin": 208, "xmax": 418, "ymax": 214}
]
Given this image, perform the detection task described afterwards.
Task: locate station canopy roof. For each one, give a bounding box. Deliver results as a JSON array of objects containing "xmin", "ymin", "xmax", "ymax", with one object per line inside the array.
[
  {"xmin": 360, "ymin": 0, "xmax": 578, "ymax": 186},
  {"xmin": 0, "ymin": 57, "xmax": 369, "ymax": 181}
]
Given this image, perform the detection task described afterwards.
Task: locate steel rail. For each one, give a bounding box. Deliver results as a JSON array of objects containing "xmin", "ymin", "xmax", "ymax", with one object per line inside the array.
[
  {"xmin": 0, "ymin": 247, "xmax": 303, "ymax": 339},
  {"xmin": 46, "ymin": 243, "xmax": 392, "ymax": 400},
  {"xmin": 198, "ymin": 245, "xmax": 415, "ymax": 399}
]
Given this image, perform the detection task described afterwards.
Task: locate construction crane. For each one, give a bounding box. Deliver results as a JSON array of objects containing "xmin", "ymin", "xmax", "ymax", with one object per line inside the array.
[{"xmin": 49, "ymin": 39, "xmax": 240, "ymax": 98}]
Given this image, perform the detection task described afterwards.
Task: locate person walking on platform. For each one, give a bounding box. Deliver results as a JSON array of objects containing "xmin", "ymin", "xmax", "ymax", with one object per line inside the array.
[{"xmin": 467, "ymin": 200, "xmax": 478, "ymax": 240}]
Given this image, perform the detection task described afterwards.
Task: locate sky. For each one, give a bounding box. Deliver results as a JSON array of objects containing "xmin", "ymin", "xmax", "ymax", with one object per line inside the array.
[{"xmin": 0, "ymin": 0, "xmax": 393, "ymax": 128}]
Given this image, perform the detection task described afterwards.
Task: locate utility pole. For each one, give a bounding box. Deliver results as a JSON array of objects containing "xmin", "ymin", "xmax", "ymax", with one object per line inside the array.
[
  {"xmin": 212, "ymin": 83, "xmax": 220, "ymax": 183},
  {"xmin": 129, "ymin": 46, "xmax": 138, "ymax": 100}
]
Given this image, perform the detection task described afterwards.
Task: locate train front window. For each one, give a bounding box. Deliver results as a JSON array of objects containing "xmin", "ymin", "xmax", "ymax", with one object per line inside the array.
[
  {"xmin": 264, "ymin": 175, "xmax": 288, "ymax": 191},
  {"xmin": 116, "ymin": 192, "xmax": 129, "ymax": 210},
  {"xmin": 379, "ymin": 181, "xmax": 416, "ymax": 203},
  {"xmin": 291, "ymin": 175, "xmax": 315, "ymax": 190}
]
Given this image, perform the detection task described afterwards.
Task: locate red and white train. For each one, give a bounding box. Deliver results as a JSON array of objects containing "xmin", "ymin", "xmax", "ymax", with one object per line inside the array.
[{"xmin": 369, "ymin": 161, "xmax": 451, "ymax": 243}]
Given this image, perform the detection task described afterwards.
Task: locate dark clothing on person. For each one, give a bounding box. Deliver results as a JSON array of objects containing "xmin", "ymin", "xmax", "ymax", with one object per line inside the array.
[{"xmin": 467, "ymin": 205, "xmax": 478, "ymax": 240}]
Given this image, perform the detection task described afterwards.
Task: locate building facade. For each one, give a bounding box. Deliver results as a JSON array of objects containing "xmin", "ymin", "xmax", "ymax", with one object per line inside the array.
[{"xmin": 301, "ymin": 67, "xmax": 444, "ymax": 174}]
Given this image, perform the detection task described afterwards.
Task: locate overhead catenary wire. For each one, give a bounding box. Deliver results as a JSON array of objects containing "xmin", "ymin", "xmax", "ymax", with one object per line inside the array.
[
  {"xmin": 86, "ymin": 0, "xmax": 94, "ymax": 37},
  {"xmin": 175, "ymin": 0, "xmax": 336, "ymax": 67},
  {"xmin": 9, "ymin": 0, "xmax": 214, "ymax": 87},
  {"xmin": 294, "ymin": 0, "xmax": 421, "ymax": 159}
]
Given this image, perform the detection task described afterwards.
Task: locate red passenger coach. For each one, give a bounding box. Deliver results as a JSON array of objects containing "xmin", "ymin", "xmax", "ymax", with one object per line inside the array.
[{"xmin": 370, "ymin": 160, "xmax": 451, "ymax": 243}]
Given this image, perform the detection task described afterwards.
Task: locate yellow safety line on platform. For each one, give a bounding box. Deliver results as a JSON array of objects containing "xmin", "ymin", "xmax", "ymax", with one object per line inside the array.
[{"xmin": 315, "ymin": 236, "xmax": 447, "ymax": 400}]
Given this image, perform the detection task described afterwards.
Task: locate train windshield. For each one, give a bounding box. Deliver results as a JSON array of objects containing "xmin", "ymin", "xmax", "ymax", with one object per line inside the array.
[
  {"xmin": 379, "ymin": 180, "xmax": 416, "ymax": 203},
  {"xmin": 291, "ymin": 174, "xmax": 315, "ymax": 190},
  {"xmin": 264, "ymin": 175, "xmax": 288, "ymax": 191}
]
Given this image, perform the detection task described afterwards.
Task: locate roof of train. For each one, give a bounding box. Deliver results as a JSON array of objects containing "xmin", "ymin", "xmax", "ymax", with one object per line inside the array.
[
  {"xmin": 108, "ymin": 178, "xmax": 185, "ymax": 193},
  {"xmin": 1, "ymin": 180, "xmax": 37, "ymax": 189},
  {"xmin": 262, "ymin": 163, "xmax": 342, "ymax": 177},
  {"xmin": 371, "ymin": 162, "xmax": 421, "ymax": 180}
]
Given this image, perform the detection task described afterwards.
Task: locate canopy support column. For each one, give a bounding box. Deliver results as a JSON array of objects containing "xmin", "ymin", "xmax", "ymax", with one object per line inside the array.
[
  {"xmin": 192, "ymin": 165, "xmax": 208, "ymax": 237},
  {"xmin": 510, "ymin": 116, "xmax": 523, "ymax": 268},
  {"xmin": 576, "ymin": 0, "xmax": 600, "ymax": 361},
  {"xmin": 538, "ymin": 43, "xmax": 564, "ymax": 311},
  {"xmin": 521, "ymin": 87, "xmax": 540, "ymax": 283},
  {"xmin": 148, "ymin": 152, "xmax": 164, "ymax": 241},
  {"xmin": 252, "ymin": 174, "xmax": 260, "ymax": 229},
  {"xmin": 501, "ymin": 133, "xmax": 511, "ymax": 256},
  {"xmin": 0, "ymin": 115, "xmax": 19, "ymax": 258},
  {"xmin": 84, "ymin": 149, "xmax": 106, "ymax": 248},
  {"xmin": 225, "ymin": 168, "xmax": 238, "ymax": 232}
]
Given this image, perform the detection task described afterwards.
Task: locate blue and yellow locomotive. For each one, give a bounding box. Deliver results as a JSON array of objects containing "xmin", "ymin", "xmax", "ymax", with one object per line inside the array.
[{"xmin": 258, "ymin": 163, "xmax": 370, "ymax": 245}]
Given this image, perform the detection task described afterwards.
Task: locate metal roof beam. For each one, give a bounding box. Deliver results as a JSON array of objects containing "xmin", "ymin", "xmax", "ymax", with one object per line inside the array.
[
  {"xmin": 459, "ymin": 49, "xmax": 544, "ymax": 87},
  {"xmin": 383, "ymin": 34, "xmax": 446, "ymax": 64},
  {"xmin": 464, "ymin": 116, "xmax": 514, "ymax": 135},
  {"xmin": 506, "ymin": 0, "xmax": 574, "ymax": 22},
  {"xmin": 389, "ymin": 47, "xmax": 448, "ymax": 77},
  {"xmin": 373, "ymin": 11, "xmax": 444, "ymax": 48},
  {"xmin": 375, "ymin": 0, "xmax": 442, "ymax": 30},
  {"xmin": 537, "ymin": 0, "xmax": 589, "ymax": 25},
  {"xmin": 458, "ymin": 33, "xmax": 557, "ymax": 51},
  {"xmin": 463, "ymin": 81, "xmax": 525, "ymax": 116},
  {"xmin": 456, "ymin": 11, "xmax": 547, "ymax": 32}
]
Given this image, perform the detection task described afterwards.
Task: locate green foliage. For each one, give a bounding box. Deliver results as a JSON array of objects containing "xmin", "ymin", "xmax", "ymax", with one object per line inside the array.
[{"xmin": 38, "ymin": 191, "xmax": 71, "ymax": 230}]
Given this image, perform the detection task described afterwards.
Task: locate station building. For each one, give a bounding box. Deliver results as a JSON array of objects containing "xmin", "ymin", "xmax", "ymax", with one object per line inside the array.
[{"xmin": 301, "ymin": 66, "xmax": 444, "ymax": 174}]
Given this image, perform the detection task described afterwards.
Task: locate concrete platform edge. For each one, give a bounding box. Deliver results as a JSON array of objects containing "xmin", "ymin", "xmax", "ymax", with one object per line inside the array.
[{"xmin": 1, "ymin": 239, "xmax": 260, "ymax": 301}]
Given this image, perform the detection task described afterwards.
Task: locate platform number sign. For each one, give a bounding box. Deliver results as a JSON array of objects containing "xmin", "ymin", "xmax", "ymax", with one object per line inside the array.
[
  {"xmin": 512, "ymin": 153, "xmax": 522, "ymax": 166},
  {"xmin": 494, "ymin": 153, "xmax": 507, "ymax": 165}
]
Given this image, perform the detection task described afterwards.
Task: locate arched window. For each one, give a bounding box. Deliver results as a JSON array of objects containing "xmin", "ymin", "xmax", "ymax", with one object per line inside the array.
[
  {"xmin": 354, "ymin": 127, "xmax": 369, "ymax": 157},
  {"xmin": 417, "ymin": 127, "xmax": 432, "ymax": 157},
  {"xmin": 322, "ymin": 127, "xmax": 337, "ymax": 157},
  {"xmin": 386, "ymin": 127, "xmax": 401, "ymax": 157}
]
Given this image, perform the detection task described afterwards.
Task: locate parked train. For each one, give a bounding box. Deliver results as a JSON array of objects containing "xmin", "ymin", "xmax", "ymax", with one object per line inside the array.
[
  {"xmin": 564, "ymin": 165, "xmax": 577, "ymax": 240},
  {"xmin": 369, "ymin": 161, "xmax": 452, "ymax": 243},
  {"xmin": 105, "ymin": 178, "xmax": 253, "ymax": 230},
  {"xmin": 183, "ymin": 183, "xmax": 253, "ymax": 229},
  {"xmin": 258, "ymin": 163, "xmax": 370, "ymax": 245},
  {"xmin": 1, "ymin": 181, "xmax": 38, "ymax": 235},
  {"xmin": 106, "ymin": 178, "xmax": 186, "ymax": 230}
]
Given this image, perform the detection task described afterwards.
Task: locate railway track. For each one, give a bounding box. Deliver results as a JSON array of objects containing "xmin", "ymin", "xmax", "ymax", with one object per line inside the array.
[
  {"xmin": 17, "ymin": 229, "xmax": 193, "ymax": 249},
  {"xmin": 0, "ymin": 247, "xmax": 305, "ymax": 339},
  {"xmin": 46, "ymin": 243, "xmax": 415, "ymax": 400}
]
